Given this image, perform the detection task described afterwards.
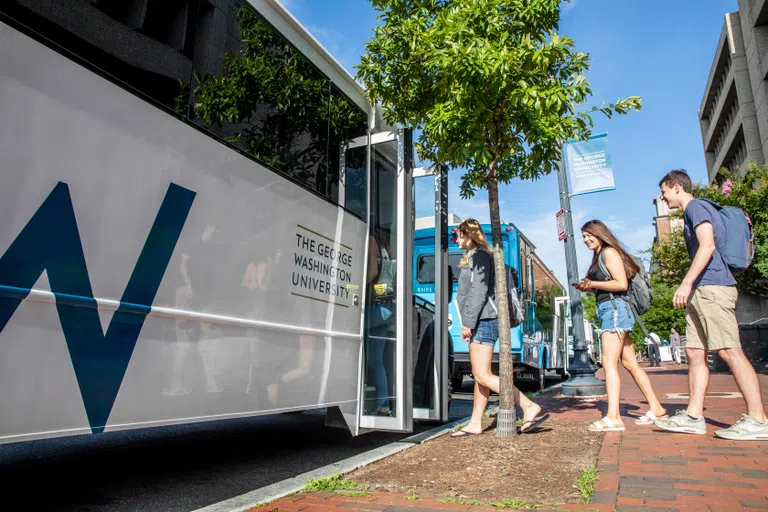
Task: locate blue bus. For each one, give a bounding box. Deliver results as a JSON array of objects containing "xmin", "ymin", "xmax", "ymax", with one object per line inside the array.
[{"xmin": 414, "ymin": 223, "xmax": 561, "ymax": 390}]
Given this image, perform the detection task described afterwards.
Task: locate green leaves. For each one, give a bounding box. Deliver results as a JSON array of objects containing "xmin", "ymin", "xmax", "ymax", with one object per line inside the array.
[{"xmin": 357, "ymin": 0, "xmax": 641, "ymax": 197}]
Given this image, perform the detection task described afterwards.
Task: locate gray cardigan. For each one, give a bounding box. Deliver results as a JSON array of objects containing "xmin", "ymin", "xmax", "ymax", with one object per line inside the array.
[{"xmin": 456, "ymin": 247, "xmax": 497, "ymax": 329}]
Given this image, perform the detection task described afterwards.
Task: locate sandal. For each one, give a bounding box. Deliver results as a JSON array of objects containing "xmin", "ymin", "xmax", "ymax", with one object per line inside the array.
[
  {"xmin": 588, "ymin": 417, "xmax": 625, "ymax": 432},
  {"xmin": 634, "ymin": 411, "xmax": 667, "ymax": 425},
  {"xmin": 518, "ymin": 413, "xmax": 550, "ymax": 433}
]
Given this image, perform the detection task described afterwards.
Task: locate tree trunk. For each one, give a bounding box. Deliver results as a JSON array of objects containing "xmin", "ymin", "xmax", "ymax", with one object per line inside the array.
[{"xmin": 487, "ymin": 166, "xmax": 517, "ymax": 437}]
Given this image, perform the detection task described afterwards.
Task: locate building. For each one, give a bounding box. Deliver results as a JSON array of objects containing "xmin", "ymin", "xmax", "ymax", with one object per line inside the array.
[
  {"xmin": 651, "ymin": 195, "xmax": 682, "ymax": 245},
  {"xmin": 699, "ymin": 2, "xmax": 768, "ymax": 182},
  {"xmin": 531, "ymin": 253, "xmax": 564, "ymax": 296},
  {"xmin": 699, "ymin": 3, "xmax": 768, "ymax": 325},
  {"xmin": 414, "ymin": 213, "xmax": 464, "ymax": 230}
]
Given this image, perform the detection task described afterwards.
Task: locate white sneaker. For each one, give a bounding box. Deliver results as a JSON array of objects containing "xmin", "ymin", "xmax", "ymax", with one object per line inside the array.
[
  {"xmin": 654, "ymin": 409, "xmax": 706, "ymax": 435},
  {"xmin": 714, "ymin": 415, "xmax": 768, "ymax": 441}
]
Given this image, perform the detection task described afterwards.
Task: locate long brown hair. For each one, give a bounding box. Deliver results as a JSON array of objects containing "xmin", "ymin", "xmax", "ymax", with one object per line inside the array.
[
  {"xmin": 581, "ymin": 220, "xmax": 640, "ymax": 279},
  {"xmin": 457, "ymin": 219, "xmax": 491, "ymax": 267}
]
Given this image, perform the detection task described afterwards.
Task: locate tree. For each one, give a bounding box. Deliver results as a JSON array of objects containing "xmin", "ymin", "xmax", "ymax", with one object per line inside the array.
[
  {"xmin": 581, "ymin": 293, "xmax": 597, "ymax": 325},
  {"xmin": 650, "ymin": 229, "xmax": 688, "ymax": 289},
  {"xmin": 628, "ymin": 281, "xmax": 686, "ymax": 354},
  {"xmin": 534, "ymin": 283, "xmax": 565, "ymax": 333},
  {"xmin": 357, "ymin": 0, "xmax": 640, "ymax": 436}
]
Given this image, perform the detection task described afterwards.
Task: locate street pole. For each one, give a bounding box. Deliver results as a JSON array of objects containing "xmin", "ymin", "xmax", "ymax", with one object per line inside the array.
[{"xmin": 557, "ymin": 149, "xmax": 606, "ymax": 397}]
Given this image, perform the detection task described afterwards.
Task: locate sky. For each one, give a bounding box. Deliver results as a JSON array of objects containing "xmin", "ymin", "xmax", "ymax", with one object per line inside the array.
[{"xmin": 281, "ymin": 0, "xmax": 737, "ymax": 286}]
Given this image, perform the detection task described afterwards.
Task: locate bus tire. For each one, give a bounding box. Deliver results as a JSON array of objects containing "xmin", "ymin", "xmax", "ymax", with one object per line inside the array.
[{"xmin": 451, "ymin": 374, "xmax": 464, "ymax": 392}]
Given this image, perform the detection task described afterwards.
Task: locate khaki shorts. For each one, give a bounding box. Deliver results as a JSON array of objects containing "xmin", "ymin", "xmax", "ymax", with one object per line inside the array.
[{"xmin": 685, "ymin": 285, "xmax": 740, "ymax": 351}]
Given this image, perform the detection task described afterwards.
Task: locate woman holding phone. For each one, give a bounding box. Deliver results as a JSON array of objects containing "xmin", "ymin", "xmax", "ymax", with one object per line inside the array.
[{"xmin": 575, "ymin": 220, "xmax": 666, "ymax": 432}]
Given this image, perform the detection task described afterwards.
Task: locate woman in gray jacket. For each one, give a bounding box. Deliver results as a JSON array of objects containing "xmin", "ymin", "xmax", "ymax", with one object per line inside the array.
[{"xmin": 451, "ymin": 219, "xmax": 547, "ymax": 436}]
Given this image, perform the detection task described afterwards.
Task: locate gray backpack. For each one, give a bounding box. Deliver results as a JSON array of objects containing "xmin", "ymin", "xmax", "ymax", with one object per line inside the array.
[{"xmin": 598, "ymin": 250, "xmax": 652, "ymax": 318}]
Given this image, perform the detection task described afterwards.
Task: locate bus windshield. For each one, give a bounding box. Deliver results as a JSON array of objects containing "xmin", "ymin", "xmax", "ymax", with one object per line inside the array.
[{"xmin": 416, "ymin": 253, "xmax": 463, "ymax": 284}]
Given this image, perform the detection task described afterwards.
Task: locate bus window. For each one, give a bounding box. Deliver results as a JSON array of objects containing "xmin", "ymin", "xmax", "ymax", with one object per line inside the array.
[
  {"xmin": 2, "ymin": 0, "xmax": 369, "ymax": 210},
  {"xmin": 416, "ymin": 254, "xmax": 462, "ymax": 284},
  {"xmin": 331, "ymin": 86, "xmax": 368, "ymax": 219},
  {"xmin": 508, "ymin": 266, "xmax": 520, "ymax": 291},
  {"xmin": 3, "ymin": 0, "xmax": 196, "ymax": 112},
  {"xmin": 190, "ymin": 5, "xmax": 337, "ymax": 200}
]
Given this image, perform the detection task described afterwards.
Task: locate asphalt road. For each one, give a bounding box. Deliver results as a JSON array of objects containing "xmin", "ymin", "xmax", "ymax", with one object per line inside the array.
[{"xmin": 0, "ymin": 377, "xmax": 556, "ymax": 512}]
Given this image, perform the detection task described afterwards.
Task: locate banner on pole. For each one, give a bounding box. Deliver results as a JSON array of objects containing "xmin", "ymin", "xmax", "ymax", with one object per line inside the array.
[
  {"xmin": 556, "ymin": 209, "xmax": 566, "ymax": 241},
  {"xmin": 564, "ymin": 133, "xmax": 615, "ymax": 196}
]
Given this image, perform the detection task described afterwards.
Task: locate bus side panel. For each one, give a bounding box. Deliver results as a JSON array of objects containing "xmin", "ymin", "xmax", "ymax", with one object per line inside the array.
[{"xmin": 0, "ymin": 24, "xmax": 366, "ymax": 443}]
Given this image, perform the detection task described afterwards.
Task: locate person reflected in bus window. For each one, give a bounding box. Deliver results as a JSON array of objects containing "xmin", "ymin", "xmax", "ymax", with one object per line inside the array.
[
  {"xmin": 163, "ymin": 252, "xmax": 195, "ymax": 397},
  {"xmin": 365, "ymin": 227, "xmax": 396, "ymax": 416},
  {"xmin": 576, "ymin": 220, "xmax": 667, "ymax": 432},
  {"xmin": 451, "ymin": 219, "xmax": 548, "ymax": 437},
  {"xmin": 164, "ymin": 225, "xmax": 224, "ymax": 397}
]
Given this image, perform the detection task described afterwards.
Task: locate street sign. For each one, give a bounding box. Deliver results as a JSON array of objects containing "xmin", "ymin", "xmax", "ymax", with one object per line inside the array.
[
  {"xmin": 556, "ymin": 209, "xmax": 567, "ymax": 241},
  {"xmin": 564, "ymin": 133, "xmax": 615, "ymax": 196}
]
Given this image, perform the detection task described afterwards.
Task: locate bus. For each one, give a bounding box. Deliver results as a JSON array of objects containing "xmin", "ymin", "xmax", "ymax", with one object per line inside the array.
[
  {"xmin": 414, "ymin": 223, "xmax": 565, "ymax": 390},
  {"xmin": 0, "ymin": 0, "xmax": 451, "ymax": 444}
]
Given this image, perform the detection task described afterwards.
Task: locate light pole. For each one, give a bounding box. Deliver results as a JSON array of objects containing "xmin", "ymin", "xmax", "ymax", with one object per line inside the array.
[{"xmin": 556, "ymin": 153, "xmax": 606, "ymax": 397}]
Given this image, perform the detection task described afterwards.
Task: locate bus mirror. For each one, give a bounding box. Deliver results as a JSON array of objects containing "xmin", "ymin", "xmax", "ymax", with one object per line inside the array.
[{"xmin": 447, "ymin": 265, "xmax": 454, "ymax": 303}]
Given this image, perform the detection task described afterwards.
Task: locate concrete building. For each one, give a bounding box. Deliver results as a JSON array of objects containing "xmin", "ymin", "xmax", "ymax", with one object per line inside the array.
[
  {"xmin": 652, "ymin": 195, "xmax": 682, "ymax": 245},
  {"xmin": 699, "ymin": 3, "xmax": 768, "ymax": 326},
  {"xmin": 699, "ymin": 2, "xmax": 768, "ymax": 182}
]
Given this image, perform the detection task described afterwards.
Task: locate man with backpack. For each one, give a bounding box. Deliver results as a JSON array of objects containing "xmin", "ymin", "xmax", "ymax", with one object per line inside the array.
[{"xmin": 655, "ymin": 170, "xmax": 767, "ymax": 440}]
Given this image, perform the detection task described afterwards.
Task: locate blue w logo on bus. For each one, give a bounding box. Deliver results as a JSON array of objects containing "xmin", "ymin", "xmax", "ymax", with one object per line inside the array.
[{"xmin": 0, "ymin": 182, "xmax": 196, "ymax": 433}]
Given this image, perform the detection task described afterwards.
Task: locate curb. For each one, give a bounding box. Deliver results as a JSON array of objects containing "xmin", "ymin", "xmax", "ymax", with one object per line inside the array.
[
  {"xmin": 193, "ymin": 382, "xmax": 563, "ymax": 512},
  {"xmin": 191, "ymin": 418, "xmax": 464, "ymax": 512}
]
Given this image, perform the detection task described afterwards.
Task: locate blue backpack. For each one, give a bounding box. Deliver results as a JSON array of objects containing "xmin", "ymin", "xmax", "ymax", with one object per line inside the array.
[{"xmin": 699, "ymin": 199, "xmax": 755, "ymax": 274}]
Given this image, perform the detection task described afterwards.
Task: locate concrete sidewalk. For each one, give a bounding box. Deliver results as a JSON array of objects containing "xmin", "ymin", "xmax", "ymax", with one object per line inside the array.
[{"xmin": 249, "ymin": 363, "xmax": 768, "ymax": 512}]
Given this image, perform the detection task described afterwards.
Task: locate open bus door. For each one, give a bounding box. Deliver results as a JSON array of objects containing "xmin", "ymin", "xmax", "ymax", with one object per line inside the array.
[
  {"xmin": 411, "ymin": 164, "xmax": 451, "ymax": 424},
  {"xmin": 346, "ymin": 129, "xmax": 414, "ymax": 432},
  {"xmin": 338, "ymin": 131, "xmax": 450, "ymax": 433}
]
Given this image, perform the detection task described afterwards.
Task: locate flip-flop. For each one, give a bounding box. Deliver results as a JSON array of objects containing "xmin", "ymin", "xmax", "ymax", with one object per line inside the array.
[
  {"xmin": 634, "ymin": 411, "xmax": 667, "ymax": 425},
  {"xmin": 450, "ymin": 429, "xmax": 481, "ymax": 437},
  {"xmin": 588, "ymin": 417, "xmax": 625, "ymax": 432},
  {"xmin": 518, "ymin": 413, "xmax": 550, "ymax": 433}
]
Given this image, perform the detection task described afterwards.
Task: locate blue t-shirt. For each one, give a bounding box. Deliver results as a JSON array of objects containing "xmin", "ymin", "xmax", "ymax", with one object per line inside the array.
[{"xmin": 683, "ymin": 199, "xmax": 736, "ymax": 288}]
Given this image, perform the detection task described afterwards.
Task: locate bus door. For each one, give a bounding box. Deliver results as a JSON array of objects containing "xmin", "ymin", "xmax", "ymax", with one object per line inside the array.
[
  {"xmin": 345, "ymin": 129, "xmax": 414, "ymax": 432},
  {"xmin": 411, "ymin": 165, "xmax": 451, "ymax": 423}
]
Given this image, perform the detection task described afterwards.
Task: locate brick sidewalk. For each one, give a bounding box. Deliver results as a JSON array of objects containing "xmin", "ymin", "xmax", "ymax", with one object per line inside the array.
[{"xmin": 250, "ymin": 363, "xmax": 768, "ymax": 512}]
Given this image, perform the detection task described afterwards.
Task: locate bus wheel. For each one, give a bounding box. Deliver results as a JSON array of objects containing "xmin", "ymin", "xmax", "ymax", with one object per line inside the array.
[{"xmin": 451, "ymin": 374, "xmax": 464, "ymax": 392}]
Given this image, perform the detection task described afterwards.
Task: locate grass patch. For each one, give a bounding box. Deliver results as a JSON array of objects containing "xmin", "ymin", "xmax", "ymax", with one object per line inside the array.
[
  {"xmin": 442, "ymin": 495, "xmax": 537, "ymax": 509},
  {"xmin": 492, "ymin": 499, "xmax": 538, "ymax": 509},
  {"xmin": 575, "ymin": 462, "xmax": 599, "ymax": 503},
  {"xmin": 337, "ymin": 490, "xmax": 369, "ymax": 497},
  {"xmin": 405, "ymin": 489, "xmax": 419, "ymax": 500},
  {"xmin": 442, "ymin": 497, "xmax": 485, "ymax": 506},
  {"xmin": 304, "ymin": 474, "xmax": 357, "ymax": 493}
]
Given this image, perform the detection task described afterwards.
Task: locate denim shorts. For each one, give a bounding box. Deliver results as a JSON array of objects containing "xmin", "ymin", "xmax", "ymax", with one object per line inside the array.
[
  {"xmin": 597, "ymin": 297, "xmax": 635, "ymax": 333},
  {"xmin": 471, "ymin": 319, "xmax": 498, "ymax": 346}
]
